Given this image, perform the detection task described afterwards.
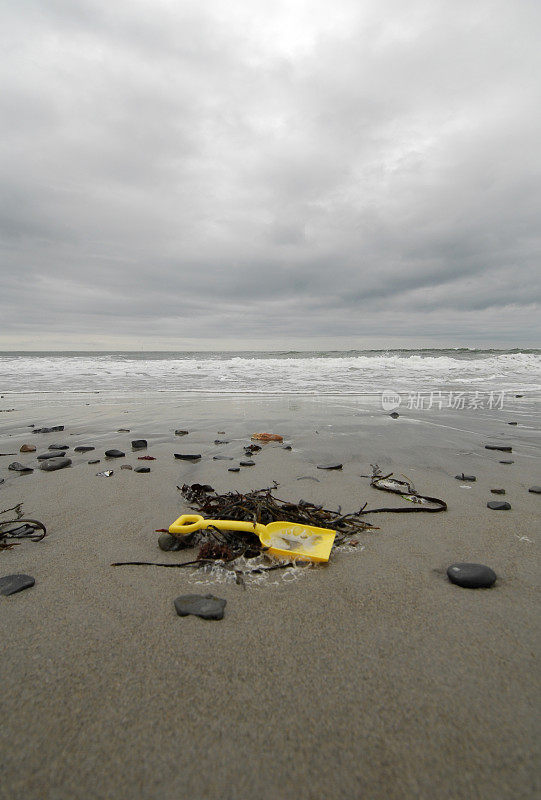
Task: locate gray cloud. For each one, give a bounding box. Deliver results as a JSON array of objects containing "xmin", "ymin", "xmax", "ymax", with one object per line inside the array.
[{"xmin": 1, "ymin": 0, "xmax": 539, "ymax": 349}]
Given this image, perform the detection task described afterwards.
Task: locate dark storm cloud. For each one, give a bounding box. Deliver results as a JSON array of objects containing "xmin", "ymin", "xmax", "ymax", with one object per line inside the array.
[{"xmin": 1, "ymin": 0, "xmax": 539, "ymax": 348}]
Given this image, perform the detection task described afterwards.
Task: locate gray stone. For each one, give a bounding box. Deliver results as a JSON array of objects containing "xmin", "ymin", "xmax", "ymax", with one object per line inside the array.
[
  {"xmin": 174, "ymin": 430, "xmax": 189, "ymax": 435},
  {"xmin": 389, "ymin": 412, "xmax": 400, "ymax": 419},
  {"xmin": 174, "ymin": 453, "xmax": 201, "ymax": 460},
  {"xmin": 32, "ymin": 425, "xmax": 64, "ymax": 433},
  {"xmin": 213, "ymin": 455, "xmax": 234, "ymax": 460},
  {"xmin": 283, "ymin": 445, "xmax": 292, "ymax": 450},
  {"xmin": 121, "ymin": 464, "xmax": 133, "ymax": 470},
  {"xmin": 131, "ymin": 439, "xmax": 147, "ymax": 449},
  {"xmin": 214, "ymin": 439, "xmax": 230, "ymax": 444},
  {"xmin": 485, "ymin": 444, "xmax": 512, "ymax": 452},
  {"xmin": 8, "ymin": 462, "xmax": 33, "ymax": 473},
  {"xmin": 447, "ymin": 563, "xmax": 497, "ymax": 589},
  {"xmin": 158, "ymin": 533, "xmax": 182, "ymax": 551},
  {"xmin": 37, "ymin": 451, "xmax": 65, "ymax": 460},
  {"xmin": 228, "ymin": 467, "xmax": 240, "ymax": 472},
  {"xmin": 317, "ymin": 463, "xmax": 343, "ymax": 470},
  {"xmin": 173, "ymin": 593, "xmax": 226, "ymax": 620},
  {"xmin": 88, "ymin": 459, "xmax": 100, "ymax": 464},
  {"xmin": 74, "ymin": 446, "xmax": 95, "ymax": 452},
  {"xmin": 40, "ymin": 457, "xmax": 71, "ymax": 471},
  {"xmin": 134, "ymin": 466, "xmax": 150, "ymax": 473},
  {"xmin": 499, "ymin": 460, "xmax": 514, "ymax": 464},
  {"xmin": 455, "ymin": 473, "xmax": 476, "ymax": 481},
  {"xmin": 528, "ymin": 486, "xmax": 541, "ymax": 494},
  {"xmin": 507, "ymin": 421, "xmax": 518, "ymax": 425},
  {"xmin": 490, "ymin": 488, "xmax": 506, "ymax": 494},
  {"xmin": 0, "ymin": 574, "xmax": 35, "ymax": 596},
  {"xmin": 487, "ymin": 500, "xmax": 511, "ymax": 510},
  {"xmin": 105, "ymin": 449, "xmax": 125, "ymax": 458},
  {"xmin": 240, "ymin": 460, "xmax": 255, "ymax": 466},
  {"xmin": 49, "ymin": 444, "xmax": 68, "ymax": 450}
]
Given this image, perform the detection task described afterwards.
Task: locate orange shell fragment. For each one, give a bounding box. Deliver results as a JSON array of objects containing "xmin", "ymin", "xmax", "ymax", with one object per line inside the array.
[{"xmin": 251, "ymin": 432, "xmax": 284, "ymax": 442}]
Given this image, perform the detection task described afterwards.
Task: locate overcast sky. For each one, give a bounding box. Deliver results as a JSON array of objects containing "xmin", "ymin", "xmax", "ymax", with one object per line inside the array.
[{"xmin": 1, "ymin": 0, "xmax": 539, "ymax": 350}]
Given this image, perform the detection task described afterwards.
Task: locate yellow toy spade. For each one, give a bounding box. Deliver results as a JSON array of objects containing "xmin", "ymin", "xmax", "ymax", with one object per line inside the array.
[{"xmin": 169, "ymin": 514, "xmax": 336, "ymax": 563}]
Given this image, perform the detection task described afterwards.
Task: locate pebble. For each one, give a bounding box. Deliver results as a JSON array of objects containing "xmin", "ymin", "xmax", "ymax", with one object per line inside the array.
[
  {"xmin": 317, "ymin": 463, "xmax": 343, "ymax": 470},
  {"xmin": 158, "ymin": 533, "xmax": 183, "ymax": 551},
  {"xmin": 0, "ymin": 574, "xmax": 35, "ymax": 596},
  {"xmin": 240, "ymin": 460, "xmax": 255, "ymax": 466},
  {"xmin": 175, "ymin": 430, "xmax": 189, "ymax": 436},
  {"xmin": 283, "ymin": 445, "xmax": 292, "ymax": 450},
  {"xmin": 499, "ymin": 460, "xmax": 514, "ymax": 464},
  {"xmin": 121, "ymin": 464, "xmax": 133, "ymax": 470},
  {"xmin": 228, "ymin": 467, "xmax": 240, "ymax": 472},
  {"xmin": 88, "ymin": 459, "xmax": 100, "ymax": 464},
  {"xmin": 485, "ymin": 445, "xmax": 512, "ymax": 452},
  {"xmin": 389, "ymin": 412, "xmax": 400, "ymax": 419},
  {"xmin": 213, "ymin": 455, "xmax": 234, "ymax": 461},
  {"xmin": 105, "ymin": 449, "xmax": 125, "ymax": 458},
  {"xmin": 74, "ymin": 446, "xmax": 95, "ymax": 452},
  {"xmin": 134, "ymin": 466, "xmax": 150, "ymax": 473},
  {"xmin": 19, "ymin": 444, "xmax": 36, "ymax": 453},
  {"xmin": 49, "ymin": 444, "xmax": 68, "ymax": 450},
  {"xmin": 529, "ymin": 486, "xmax": 541, "ymax": 494},
  {"xmin": 131, "ymin": 439, "xmax": 147, "ymax": 449},
  {"xmin": 40, "ymin": 457, "xmax": 72, "ymax": 471},
  {"xmin": 174, "ymin": 594, "xmax": 227, "ymax": 620},
  {"xmin": 174, "ymin": 453, "xmax": 201, "ymax": 461},
  {"xmin": 490, "ymin": 488, "xmax": 506, "ymax": 494},
  {"xmin": 507, "ymin": 422, "xmax": 518, "ymax": 425},
  {"xmin": 117, "ymin": 429, "xmax": 130, "ymax": 432},
  {"xmin": 455, "ymin": 473, "xmax": 476, "ymax": 481},
  {"xmin": 37, "ymin": 451, "xmax": 65, "ymax": 460},
  {"xmin": 8, "ymin": 462, "xmax": 33, "ymax": 473},
  {"xmin": 446, "ymin": 563, "xmax": 497, "ymax": 589},
  {"xmin": 217, "ymin": 431, "xmax": 225, "ymax": 434},
  {"xmin": 32, "ymin": 425, "xmax": 64, "ymax": 433},
  {"xmin": 487, "ymin": 500, "xmax": 511, "ymax": 510},
  {"xmin": 214, "ymin": 439, "xmax": 230, "ymax": 444}
]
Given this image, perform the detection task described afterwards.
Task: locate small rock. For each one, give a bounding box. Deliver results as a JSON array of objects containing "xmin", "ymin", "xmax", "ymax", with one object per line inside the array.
[
  {"xmin": 447, "ymin": 563, "xmax": 497, "ymax": 589},
  {"xmin": 283, "ymin": 445, "xmax": 292, "ymax": 450},
  {"xmin": 8, "ymin": 462, "xmax": 33, "ymax": 473},
  {"xmin": 174, "ymin": 593, "xmax": 226, "ymax": 620},
  {"xmin": 158, "ymin": 533, "xmax": 183, "ymax": 551},
  {"xmin": 137, "ymin": 455, "xmax": 155, "ymax": 460},
  {"xmin": 131, "ymin": 439, "xmax": 147, "ymax": 449},
  {"xmin": 174, "ymin": 453, "xmax": 201, "ymax": 461},
  {"xmin": 389, "ymin": 412, "xmax": 400, "ymax": 419},
  {"xmin": 487, "ymin": 500, "xmax": 511, "ymax": 510},
  {"xmin": 121, "ymin": 464, "xmax": 133, "ymax": 470},
  {"xmin": 490, "ymin": 488, "xmax": 506, "ymax": 495},
  {"xmin": 88, "ymin": 459, "xmax": 100, "ymax": 464},
  {"xmin": 134, "ymin": 466, "xmax": 150, "ymax": 473},
  {"xmin": 117, "ymin": 429, "xmax": 130, "ymax": 432},
  {"xmin": 217, "ymin": 431, "xmax": 225, "ymax": 434},
  {"xmin": 507, "ymin": 422, "xmax": 518, "ymax": 425},
  {"xmin": 105, "ymin": 449, "xmax": 125, "ymax": 458},
  {"xmin": 317, "ymin": 463, "xmax": 343, "ymax": 470},
  {"xmin": 528, "ymin": 486, "xmax": 541, "ymax": 494},
  {"xmin": 32, "ymin": 425, "xmax": 64, "ymax": 434},
  {"xmin": 228, "ymin": 467, "xmax": 240, "ymax": 472},
  {"xmin": 213, "ymin": 455, "xmax": 234, "ymax": 461},
  {"xmin": 485, "ymin": 445, "xmax": 512, "ymax": 452},
  {"xmin": 175, "ymin": 430, "xmax": 189, "ymax": 436},
  {"xmin": 515, "ymin": 394, "xmax": 523, "ymax": 398},
  {"xmin": 455, "ymin": 473, "xmax": 476, "ymax": 482},
  {"xmin": 37, "ymin": 451, "xmax": 65, "ymax": 460},
  {"xmin": 240, "ymin": 460, "xmax": 255, "ymax": 466},
  {"xmin": 49, "ymin": 444, "xmax": 68, "ymax": 450},
  {"xmin": 19, "ymin": 444, "xmax": 36, "ymax": 453},
  {"xmin": 499, "ymin": 460, "xmax": 514, "ymax": 464},
  {"xmin": 0, "ymin": 574, "xmax": 35, "ymax": 596},
  {"xmin": 214, "ymin": 439, "xmax": 230, "ymax": 444},
  {"xmin": 40, "ymin": 457, "xmax": 72, "ymax": 472},
  {"xmin": 74, "ymin": 446, "xmax": 95, "ymax": 452}
]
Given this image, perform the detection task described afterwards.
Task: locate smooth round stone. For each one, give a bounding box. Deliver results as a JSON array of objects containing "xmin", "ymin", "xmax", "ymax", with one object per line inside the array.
[
  {"xmin": 131, "ymin": 439, "xmax": 147, "ymax": 449},
  {"xmin": 239, "ymin": 460, "xmax": 255, "ymax": 466},
  {"xmin": 447, "ymin": 563, "xmax": 497, "ymax": 589},
  {"xmin": 389, "ymin": 412, "xmax": 400, "ymax": 419},
  {"xmin": 49, "ymin": 444, "xmax": 68, "ymax": 450},
  {"xmin": 134, "ymin": 466, "xmax": 150, "ymax": 473},
  {"xmin": 74, "ymin": 446, "xmax": 95, "ymax": 452},
  {"xmin": 105, "ymin": 449, "xmax": 125, "ymax": 458},
  {"xmin": 174, "ymin": 593, "xmax": 226, "ymax": 620},
  {"xmin": 88, "ymin": 459, "xmax": 100, "ymax": 464},
  {"xmin": 455, "ymin": 473, "xmax": 476, "ymax": 482},
  {"xmin": 499, "ymin": 460, "xmax": 514, "ymax": 464},
  {"xmin": 40, "ymin": 457, "xmax": 72, "ymax": 471},
  {"xmin": 158, "ymin": 533, "xmax": 182, "ymax": 551},
  {"xmin": 507, "ymin": 421, "xmax": 518, "ymax": 425},
  {"xmin": 490, "ymin": 488, "xmax": 506, "ymax": 494},
  {"xmin": 19, "ymin": 444, "xmax": 36, "ymax": 452},
  {"xmin": 317, "ymin": 463, "xmax": 343, "ymax": 470},
  {"xmin": 8, "ymin": 462, "xmax": 33, "ymax": 473},
  {"xmin": 175, "ymin": 430, "xmax": 189, "ymax": 435},
  {"xmin": 487, "ymin": 500, "xmax": 511, "ymax": 510},
  {"xmin": 485, "ymin": 444, "xmax": 512, "ymax": 452},
  {"xmin": 174, "ymin": 453, "xmax": 201, "ymax": 461},
  {"xmin": 0, "ymin": 573, "xmax": 35, "ymax": 596},
  {"xmin": 213, "ymin": 455, "xmax": 233, "ymax": 461},
  {"xmin": 228, "ymin": 467, "xmax": 240, "ymax": 472},
  {"xmin": 283, "ymin": 445, "xmax": 292, "ymax": 450},
  {"xmin": 214, "ymin": 439, "xmax": 230, "ymax": 444},
  {"xmin": 529, "ymin": 486, "xmax": 541, "ymax": 494},
  {"xmin": 37, "ymin": 451, "xmax": 65, "ymax": 460}
]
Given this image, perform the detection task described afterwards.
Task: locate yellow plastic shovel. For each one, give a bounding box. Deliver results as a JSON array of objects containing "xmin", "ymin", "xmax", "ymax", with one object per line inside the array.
[{"xmin": 169, "ymin": 514, "xmax": 336, "ymax": 563}]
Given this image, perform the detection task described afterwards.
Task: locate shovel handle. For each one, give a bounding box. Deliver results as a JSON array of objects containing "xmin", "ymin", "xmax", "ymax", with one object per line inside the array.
[{"xmin": 169, "ymin": 514, "xmax": 263, "ymax": 536}]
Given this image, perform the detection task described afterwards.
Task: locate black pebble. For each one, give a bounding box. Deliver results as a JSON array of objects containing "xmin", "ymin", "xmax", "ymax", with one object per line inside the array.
[
  {"xmin": 174, "ymin": 594, "xmax": 226, "ymax": 620},
  {"xmin": 174, "ymin": 453, "xmax": 201, "ymax": 461},
  {"xmin": 447, "ymin": 563, "xmax": 497, "ymax": 589},
  {"xmin": 174, "ymin": 430, "xmax": 189, "ymax": 435},
  {"xmin": 389, "ymin": 412, "xmax": 400, "ymax": 419},
  {"xmin": 455, "ymin": 473, "xmax": 476, "ymax": 481},
  {"xmin": 74, "ymin": 446, "xmax": 95, "ymax": 452},
  {"xmin": 32, "ymin": 425, "xmax": 64, "ymax": 434},
  {"xmin": 317, "ymin": 463, "xmax": 343, "ymax": 470},
  {"xmin": 283, "ymin": 445, "xmax": 292, "ymax": 450},
  {"xmin": 7, "ymin": 462, "xmax": 33, "ymax": 473},
  {"xmin": 485, "ymin": 445, "xmax": 512, "ymax": 452},
  {"xmin": 529, "ymin": 486, "xmax": 541, "ymax": 494},
  {"xmin": 239, "ymin": 460, "xmax": 255, "ymax": 466},
  {"xmin": 134, "ymin": 466, "xmax": 150, "ymax": 473},
  {"xmin": 49, "ymin": 444, "xmax": 68, "ymax": 450},
  {"xmin": 131, "ymin": 439, "xmax": 147, "ymax": 449},
  {"xmin": 37, "ymin": 451, "xmax": 65, "ymax": 460},
  {"xmin": 88, "ymin": 459, "xmax": 100, "ymax": 464},
  {"xmin": 40, "ymin": 457, "xmax": 72, "ymax": 471},
  {"xmin": 214, "ymin": 439, "xmax": 230, "ymax": 444},
  {"xmin": 499, "ymin": 460, "xmax": 514, "ymax": 464},
  {"xmin": 487, "ymin": 500, "xmax": 511, "ymax": 510},
  {"xmin": 228, "ymin": 467, "xmax": 240, "ymax": 472},
  {"xmin": 213, "ymin": 455, "xmax": 234, "ymax": 461},
  {"xmin": 490, "ymin": 488, "xmax": 506, "ymax": 495},
  {"xmin": 0, "ymin": 574, "xmax": 35, "ymax": 596},
  {"xmin": 507, "ymin": 422, "xmax": 518, "ymax": 425},
  {"xmin": 105, "ymin": 449, "xmax": 125, "ymax": 458}
]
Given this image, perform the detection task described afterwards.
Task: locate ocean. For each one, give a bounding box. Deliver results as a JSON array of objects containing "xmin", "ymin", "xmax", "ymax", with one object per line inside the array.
[{"xmin": 1, "ymin": 349, "xmax": 540, "ymax": 395}]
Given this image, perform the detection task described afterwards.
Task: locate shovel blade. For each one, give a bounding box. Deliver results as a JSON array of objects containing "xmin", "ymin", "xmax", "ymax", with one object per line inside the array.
[{"xmin": 260, "ymin": 521, "xmax": 336, "ymax": 563}]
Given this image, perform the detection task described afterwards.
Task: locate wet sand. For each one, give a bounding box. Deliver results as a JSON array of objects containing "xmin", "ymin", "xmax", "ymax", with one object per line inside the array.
[{"xmin": 1, "ymin": 392, "xmax": 540, "ymax": 799}]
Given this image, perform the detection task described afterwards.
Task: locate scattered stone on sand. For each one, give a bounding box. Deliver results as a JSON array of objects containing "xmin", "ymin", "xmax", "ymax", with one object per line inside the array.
[
  {"xmin": 138, "ymin": 455, "xmax": 155, "ymax": 460},
  {"xmin": 217, "ymin": 431, "xmax": 225, "ymax": 434},
  {"xmin": 499, "ymin": 460, "xmax": 514, "ymax": 464},
  {"xmin": 507, "ymin": 421, "xmax": 518, "ymax": 425},
  {"xmin": 158, "ymin": 533, "xmax": 185, "ymax": 551},
  {"xmin": 528, "ymin": 486, "xmax": 541, "ymax": 494},
  {"xmin": 74, "ymin": 446, "xmax": 95, "ymax": 452},
  {"xmin": 487, "ymin": 500, "xmax": 512, "ymax": 510},
  {"xmin": 174, "ymin": 453, "xmax": 201, "ymax": 461},
  {"xmin": 228, "ymin": 467, "xmax": 240, "ymax": 472},
  {"xmin": 283, "ymin": 444, "xmax": 292, "ymax": 450},
  {"xmin": 251, "ymin": 433, "xmax": 283, "ymax": 442},
  {"xmin": 117, "ymin": 429, "xmax": 130, "ymax": 432},
  {"xmin": 297, "ymin": 476, "xmax": 321, "ymax": 482},
  {"xmin": 105, "ymin": 449, "xmax": 125, "ymax": 458},
  {"xmin": 214, "ymin": 439, "xmax": 230, "ymax": 444},
  {"xmin": 37, "ymin": 451, "xmax": 65, "ymax": 460},
  {"xmin": 49, "ymin": 444, "xmax": 68, "ymax": 450},
  {"xmin": 240, "ymin": 460, "xmax": 255, "ymax": 467},
  {"xmin": 317, "ymin": 463, "xmax": 343, "ymax": 470},
  {"xmin": 0, "ymin": 478, "xmax": 4, "ymax": 485},
  {"xmin": 175, "ymin": 430, "xmax": 189, "ymax": 436},
  {"xmin": 0, "ymin": 574, "xmax": 36, "ymax": 596},
  {"xmin": 96, "ymin": 470, "xmax": 113, "ymax": 477},
  {"xmin": 19, "ymin": 444, "xmax": 36, "ymax": 453},
  {"xmin": 446, "ymin": 563, "xmax": 497, "ymax": 589},
  {"xmin": 121, "ymin": 464, "xmax": 133, "ymax": 470},
  {"xmin": 131, "ymin": 439, "xmax": 147, "ymax": 449},
  {"xmin": 455, "ymin": 473, "xmax": 476, "ymax": 481},
  {"xmin": 40, "ymin": 457, "xmax": 72, "ymax": 471},
  {"xmin": 389, "ymin": 412, "xmax": 400, "ymax": 419},
  {"xmin": 490, "ymin": 488, "xmax": 506, "ymax": 495},
  {"xmin": 8, "ymin": 462, "xmax": 33, "ymax": 473},
  {"xmin": 174, "ymin": 593, "xmax": 226, "ymax": 620},
  {"xmin": 485, "ymin": 444, "xmax": 512, "ymax": 452},
  {"xmin": 515, "ymin": 394, "xmax": 523, "ymax": 398},
  {"xmin": 134, "ymin": 466, "xmax": 150, "ymax": 473},
  {"xmin": 88, "ymin": 459, "xmax": 100, "ymax": 464},
  {"xmin": 32, "ymin": 425, "xmax": 64, "ymax": 434},
  {"xmin": 213, "ymin": 455, "xmax": 234, "ymax": 460}
]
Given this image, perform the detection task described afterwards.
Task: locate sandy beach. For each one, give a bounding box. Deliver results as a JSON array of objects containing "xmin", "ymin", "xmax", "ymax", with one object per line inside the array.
[{"xmin": 1, "ymin": 391, "xmax": 539, "ymax": 799}]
